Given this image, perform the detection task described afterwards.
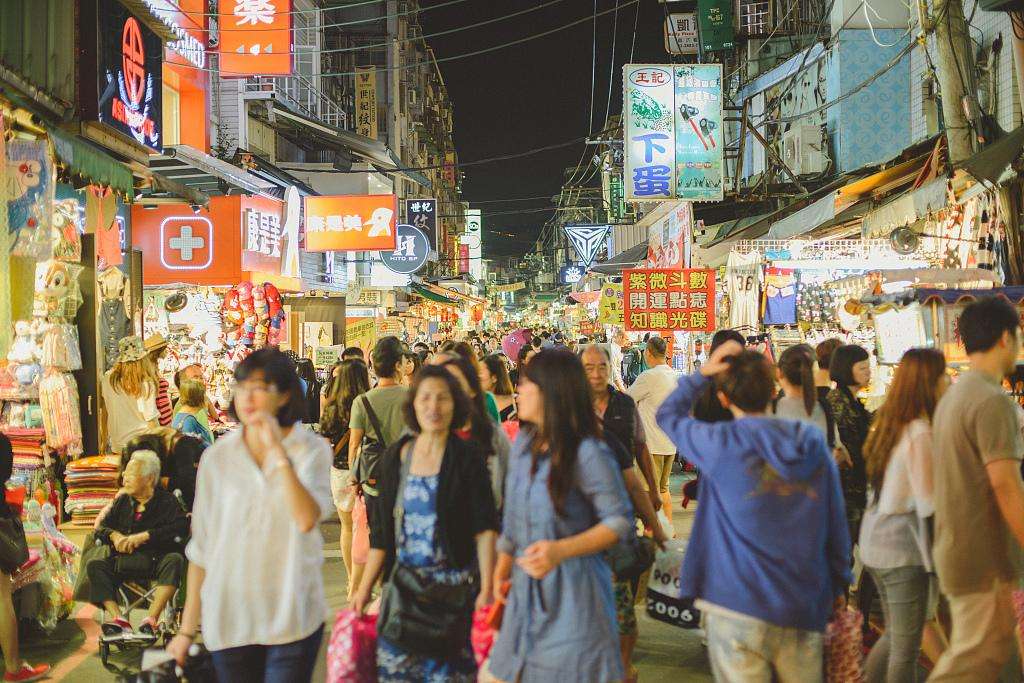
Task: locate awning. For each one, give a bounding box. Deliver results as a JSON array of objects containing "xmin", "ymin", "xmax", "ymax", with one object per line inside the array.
[
  {"xmin": 233, "ymin": 149, "xmax": 318, "ymax": 196},
  {"xmin": 49, "ymin": 129, "xmax": 135, "ymax": 196},
  {"xmin": 590, "ymin": 242, "xmax": 648, "ymax": 275},
  {"xmin": 265, "ymin": 102, "xmax": 434, "ymax": 190},
  {"xmin": 735, "ymin": 43, "xmax": 826, "ymax": 102},
  {"xmin": 767, "ymin": 195, "xmax": 871, "ymax": 240},
  {"xmin": 423, "ymin": 283, "xmax": 486, "ymax": 306},
  {"xmin": 916, "ymin": 286, "xmax": 1024, "ymax": 305},
  {"xmin": 412, "ymin": 285, "xmax": 458, "ymax": 306},
  {"xmin": 148, "ymin": 144, "xmax": 275, "ymax": 196},
  {"xmin": 861, "ymin": 177, "xmax": 949, "ymax": 239},
  {"xmin": 698, "ymin": 213, "xmax": 773, "ymax": 245},
  {"xmin": 959, "ymin": 124, "xmax": 1024, "ymax": 186}
]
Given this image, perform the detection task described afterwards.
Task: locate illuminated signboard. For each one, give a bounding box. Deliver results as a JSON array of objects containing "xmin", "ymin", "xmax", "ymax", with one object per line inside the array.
[
  {"xmin": 160, "ymin": 216, "xmax": 214, "ymax": 270},
  {"xmin": 304, "ymin": 195, "xmax": 398, "ymax": 252},
  {"xmin": 141, "ymin": 0, "xmax": 206, "ymax": 68},
  {"xmin": 97, "ymin": 0, "xmax": 164, "ymax": 151},
  {"xmin": 219, "ymin": 0, "xmax": 293, "ymax": 77},
  {"xmin": 380, "ymin": 224, "xmax": 430, "ymax": 275}
]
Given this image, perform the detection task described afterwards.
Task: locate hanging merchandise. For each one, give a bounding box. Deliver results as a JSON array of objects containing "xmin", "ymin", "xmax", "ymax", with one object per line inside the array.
[
  {"xmin": 33, "ymin": 260, "xmax": 84, "ymax": 321},
  {"xmin": 6, "ymin": 139, "xmax": 55, "ymax": 259},
  {"xmin": 40, "ymin": 324, "xmax": 82, "ymax": 372},
  {"xmin": 50, "ymin": 199, "xmax": 82, "ymax": 263},
  {"xmin": 38, "ymin": 371, "xmax": 83, "ymax": 455},
  {"xmin": 86, "ymin": 185, "xmax": 122, "ymax": 270},
  {"xmin": 98, "ymin": 268, "xmax": 131, "ymax": 372},
  {"xmin": 762, "ymin": 267, "xmax": 797, "ymax": 326},
  {"xmin": 725, "ymin": 250, "xmax": 761, "ymax": 330}
]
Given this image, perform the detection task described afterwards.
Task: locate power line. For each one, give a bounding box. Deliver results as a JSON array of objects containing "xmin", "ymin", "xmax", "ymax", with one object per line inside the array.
[
  {"xmin": 195, "ymin": 0, "xmax": 470, "ymax": 29},
  {"xmin": 159, "ymin": 0, "xmax": 641, "ymax": 78},
  {"xmin": 172, "ymin": 0, "xmax": 385, "ymax": 17},
  {"xmin": 194, "ymin": 0, "xmax": 570, "ymax": 55},
  {"xmin": 603, "ymin": 0, "xmax": 621, "ymax": 130}
]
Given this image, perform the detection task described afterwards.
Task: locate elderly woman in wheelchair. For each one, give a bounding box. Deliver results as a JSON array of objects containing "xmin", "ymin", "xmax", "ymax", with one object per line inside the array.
[{"xmin": 87, "ymin": 450, "xmax": 188, "ymax": 639}]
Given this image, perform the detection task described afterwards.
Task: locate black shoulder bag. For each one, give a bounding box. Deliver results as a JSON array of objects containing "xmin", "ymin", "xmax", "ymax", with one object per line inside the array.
[
  {"xmin": 354, "ymin": 396, "xmax": 388, "ymax": 497},
  {"xmin": 0, "ymin": 513, "xmax": 28, "ymax": 575},
  {"xmin": 378, "ymin": 445, "xmax": 476, "ymax": 657}
]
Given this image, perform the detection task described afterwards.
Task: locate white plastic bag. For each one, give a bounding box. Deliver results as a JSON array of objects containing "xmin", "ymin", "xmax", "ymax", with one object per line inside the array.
[{"xmin": 646, "ymin": 539, "xmax": 701, "ymax": 629}]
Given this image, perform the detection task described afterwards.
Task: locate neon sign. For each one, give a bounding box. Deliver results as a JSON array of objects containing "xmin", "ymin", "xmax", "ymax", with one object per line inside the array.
[{"xmin": 159, "ymin": 216, "xmax": 214, "ymax": 270}]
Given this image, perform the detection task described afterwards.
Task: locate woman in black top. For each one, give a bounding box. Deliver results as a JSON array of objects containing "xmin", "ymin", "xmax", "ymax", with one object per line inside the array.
[
  {"xmin": 825, "ymin": 344, "xmax": 873, "ymax": 539},
  {"xmin": 0, "ymin": 435, "xmax": 49, "ymax": 682},
  {"xmin": 351, "ymin": 366, "xmax": 498, "ymax": 681}
]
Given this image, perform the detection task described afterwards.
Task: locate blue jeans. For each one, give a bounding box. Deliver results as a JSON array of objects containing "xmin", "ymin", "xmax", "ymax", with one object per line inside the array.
[
  {"xmin": 703, "ymin": 608, "xmax": 823, "ymax": 682},
  {"xmin": 210, "ymin": 625, "xmax": 323, "ymax": 683},
  {"xmin": 864, "ymin": 565, "xmax": 930, "ymax": 683}
]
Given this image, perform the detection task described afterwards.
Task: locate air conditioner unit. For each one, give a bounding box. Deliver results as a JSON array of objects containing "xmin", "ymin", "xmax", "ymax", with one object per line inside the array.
[{"xmin": 781, "ymin": 125, "xmax": 827, "ymax": 176}]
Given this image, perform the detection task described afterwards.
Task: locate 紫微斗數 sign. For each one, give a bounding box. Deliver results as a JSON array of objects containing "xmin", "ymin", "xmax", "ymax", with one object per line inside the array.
[
  {"xmin": 623, "ymin": 268, "xmax": 716, "ymax": 332},
  {"xmin": 624, "ymin": 64, "xmax": 724, "ymax": 203}
]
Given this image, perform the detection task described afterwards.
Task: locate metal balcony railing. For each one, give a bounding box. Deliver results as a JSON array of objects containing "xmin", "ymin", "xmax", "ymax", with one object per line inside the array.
[{"xmin": 244, "ymin": 74, "xmax": 348, "ymax": 130}]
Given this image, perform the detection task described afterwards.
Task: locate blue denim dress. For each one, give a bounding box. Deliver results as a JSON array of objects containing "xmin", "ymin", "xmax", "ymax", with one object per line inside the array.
[
  {"xmin": 377, "ymin": 474, "xmax": 477, "ymax": 683},
  {"xmin": 488, "ymin": 436, "xmax": 632, "ymax": 683}
]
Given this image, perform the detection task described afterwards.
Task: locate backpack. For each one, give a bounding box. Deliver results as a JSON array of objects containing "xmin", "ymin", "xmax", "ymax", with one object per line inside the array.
[
  {"xmin": 623, "ymin": 348, "xmax": 646, "ymax": 387},
  {"xmin": 353, "ymin": 395, "xmax": 388, "ymax": 497}
]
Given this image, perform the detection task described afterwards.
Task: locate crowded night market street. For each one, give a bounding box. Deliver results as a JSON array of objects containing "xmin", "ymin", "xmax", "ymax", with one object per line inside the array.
[{"xmin": 5, "ymin": 0, "xmax": 1024, "ymax": 681}]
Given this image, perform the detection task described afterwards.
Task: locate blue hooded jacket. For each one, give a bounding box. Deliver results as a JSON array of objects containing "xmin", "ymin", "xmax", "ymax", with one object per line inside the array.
[{"xmin": 656, "ymin": 373, "xmax": 852, "ymax": 632}]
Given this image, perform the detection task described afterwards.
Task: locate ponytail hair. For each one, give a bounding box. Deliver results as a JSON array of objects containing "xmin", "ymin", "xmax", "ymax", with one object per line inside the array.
[{"xmin": 778, "ymin": 344, "xmax": 817, "ymax": 416}]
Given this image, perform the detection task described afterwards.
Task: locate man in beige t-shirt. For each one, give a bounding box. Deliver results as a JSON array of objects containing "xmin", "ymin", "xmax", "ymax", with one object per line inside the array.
[{"xmin": 931, "ymin": 297, "xmax": 1024, "ymax": 681}]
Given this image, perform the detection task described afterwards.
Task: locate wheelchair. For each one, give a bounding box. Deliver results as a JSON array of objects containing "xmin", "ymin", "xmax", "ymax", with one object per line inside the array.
[{"xmin": 97, "ymin": 559, "xmax": 186, "ymax": 666}]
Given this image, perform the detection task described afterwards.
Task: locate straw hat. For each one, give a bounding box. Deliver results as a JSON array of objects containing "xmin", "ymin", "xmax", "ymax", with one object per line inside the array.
[{"xmin": 144, "ymin": 333, "xmax": 169, "ymax": 354}]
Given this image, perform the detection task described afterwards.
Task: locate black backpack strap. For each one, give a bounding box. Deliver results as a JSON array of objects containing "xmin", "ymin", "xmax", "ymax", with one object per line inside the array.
[
  {"xmin": 361, "ymin": 395, "xmax": 388, "ymax": 447},
  {"xmin": 818, "ymin": 396, "xmax": 836, "ymax": 449}
]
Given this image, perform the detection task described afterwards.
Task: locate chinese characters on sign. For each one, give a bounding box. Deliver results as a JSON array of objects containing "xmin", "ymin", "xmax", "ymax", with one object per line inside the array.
[
  {"xmin": 219, "ymin": 0, "xmax": 292, "ymax": 77},
  {"xmin": 355, "ymin": 67, "xmax": 378, "ymax": 139},
  {"xmin": 406, "ymin": 198, "xmax": 437, "ymax": 250},
  {"xmin": 598, "ymin": 282, "xmax": 624, "ymax": 325},
  {"xmin": 675, "ymin": 64, "xmax": 724, "ymax": 201},
  {"xmin": 624, "ymin": 65, "xmax": 675, "ymax": 201},
  {"xmin": 623, "ymin": 64, "xmax": 724, "ymax": 202},
  {"xmin": 304, "ymin": 195, "xmax": 397, "ymax": 252},
  {"xmin": 623, "ymin": 268, "xmax": 716, "ymax": 332},
  {"xmin": 664, "ymin": 13, "xmax": 698, "ymax": 55},
  {"xmin": 645, "ymin": 203, "xmax": 693, "ymax": 269},
  {"xmin": 241, "ymin": 199, "xmax": 284, "ymax": 275}
]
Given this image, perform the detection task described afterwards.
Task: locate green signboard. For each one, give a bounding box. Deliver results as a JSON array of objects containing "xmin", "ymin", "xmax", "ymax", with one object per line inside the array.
[
  {"xmin": 674, "ymin": 64, "xmax": 724, "ymax": 201},
  {"xmin": 697, "ymin": 0, "xmax": 734, "ymax": 52}
]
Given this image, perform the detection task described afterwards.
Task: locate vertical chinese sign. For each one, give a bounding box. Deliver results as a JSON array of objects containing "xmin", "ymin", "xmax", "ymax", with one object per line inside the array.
[
  {"xmin": 219, "ymin": 0, "xmax": 292, "ymax": 77},
  {"xmin": 406, "ymin": 198, "xmax": 436, "ymax": 250},
  {"xmin": 624, "ymin": 65, "xmax": 675, "ymax": 201},
  {"xmin": 623, "ymin": 268, "xmax": 715, "ymax": 332},
  {"xmin": 598, "ymin": 282, "xmax": 624, "ymax": 325},
  {"xmin": 675, "ymin": 64, "xmax": 723, "ymax": 201},
  {"xmin": 624, "ymin": 64, "xmax": 723, "ymax": 202},
  {"xmin": 355, "ymin": 67, "xmax": 378, "ymax": 139}
]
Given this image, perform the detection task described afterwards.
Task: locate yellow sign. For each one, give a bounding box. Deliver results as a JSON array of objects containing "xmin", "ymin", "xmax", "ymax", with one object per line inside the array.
[
  {"xmin": 355, "ymin": 67, "xmax": 378, "ymax": 139},
  {"xmin": 598, "ymin": 282, "xmax": 624, "ymax": 324},
  {"xmin": 345, "ymin": 317, "xmax": 377, "ymax": 353}
]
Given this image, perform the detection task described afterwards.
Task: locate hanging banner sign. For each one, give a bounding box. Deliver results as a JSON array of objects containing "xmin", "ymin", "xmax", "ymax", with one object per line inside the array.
[
  {"xmin": 624, "ymin": 64, "xmax": 724, "ymax": 202},
  {"xmin": 406, "ymin": 198, "xmax": 437, "ymax": 250},
  {"xmin": 219, "ymin": 0, "xmax": 292, "ymax": 77},
  {"xmin": 464, "ymin": 209, "xmax": 483, "ymax": 279},
  {"xmin": 492, "ymin": 281, "xmax": 525, "ymax": 293},
  {"xmin": 97, "ymin": 0, "xmax": 164, "ymax": 151},
  {"xmin": 623, "ymin": 268, "xmax": 716, "ymax": 332},
  {"xmin": 355, "ymin": 66, "xmax": 378, "ymax": 139},
  {"xmin": 646, "ymin": 202, "xmax": 693, "ymax": 269},
  {"xmin": 665, "ymin": 13, "xmax": 699, "ymax": 55},
  {"xmin": 304, "ymin": 194, "xmax": 397, "ymax": 252},
  {"xmin": 624, "ymin": 65, "xmax": 676, "ymax": 201},
  {"xmin": 598, "ymin": 282, "xmax": 624, "ymax": 325},
  {"xmin": 564, "ymin": 224, "xmax": 611, "ymax": 267}
]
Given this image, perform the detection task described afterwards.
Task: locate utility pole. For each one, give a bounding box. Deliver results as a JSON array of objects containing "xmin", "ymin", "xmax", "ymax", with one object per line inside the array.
[{"xmin": 931, "ymin": 0, "xmax": 978, "ymax": 163}]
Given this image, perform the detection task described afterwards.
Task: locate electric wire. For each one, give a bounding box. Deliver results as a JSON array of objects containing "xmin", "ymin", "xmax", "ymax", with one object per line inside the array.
[{"xmin": 196, "ymin": 0, "xmax": 472, "ymax": 30}]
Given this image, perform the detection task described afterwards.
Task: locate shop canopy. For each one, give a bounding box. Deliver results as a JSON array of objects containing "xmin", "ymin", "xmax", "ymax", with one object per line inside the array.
[
  {"xmin": 49, "ymin": 129, "xmax": 135, "ymax": 197},
  {"xmin": 860, "ymin": 177, "xmax": 949, "ymax": 239},
  {"xmin": 412, "ymin": 285, "xmax": 458, "ymax": 306},
  {"xmin": 765, "ymin": 193, "xmax": 871, "ymax": 240},
  {"xmin": 590, "ymin": 242, "xmax": 647, "ymax": 275},
  {"xmin": 958, "ymin": 124, "xmax": 1024, "ymax": 187},
  {"xmin": 148, "ymin": 144, "xmax": 275, "ymax": 197},
  {"xmin": 915, "ymin": 286, "xmax": 1024, "ymax": 305}
]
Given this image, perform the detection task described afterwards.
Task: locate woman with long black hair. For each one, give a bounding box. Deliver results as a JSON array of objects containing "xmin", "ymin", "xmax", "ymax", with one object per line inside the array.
[
  {"xmin": 489, "ymin": 349, "xmax": 632, "ymax": 683},
  {"xmin": 826, "ymin": 344, "xmax": 874, "ymax": 539}
]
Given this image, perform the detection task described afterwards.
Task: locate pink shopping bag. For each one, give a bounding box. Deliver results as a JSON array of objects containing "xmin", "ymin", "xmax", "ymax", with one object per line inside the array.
[
  {"xmin": 471, "ymin": 604, "xmax": 497, "ymax": 665},
  {"xmin": 825, "ymin": 608, "xmax": 865, "ymax": 683},
  {"xmin": 352, "ymin": 494, "xmax": 369, "ymax": 565},
  {"xmin": 326, "ymin": 609, "xmax": 378, "ymax": 683}
]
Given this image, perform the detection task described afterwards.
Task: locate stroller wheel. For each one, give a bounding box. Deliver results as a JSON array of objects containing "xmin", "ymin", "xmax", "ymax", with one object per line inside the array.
[{"xmin": 99, "ymin": 641, "xmax": 110, "ymax": 665}]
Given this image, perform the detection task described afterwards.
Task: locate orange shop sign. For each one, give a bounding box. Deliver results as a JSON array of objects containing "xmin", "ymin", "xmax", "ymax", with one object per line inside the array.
[
  {"xmin": 219, "ymin": 0, "xmax": 292, "ymax": 77},
  {"xmin": 623, "ymin": 268, "xmax": 716, "ymax": 332},
  {"xmin": 132, "ymin": 196, "xmax": 286, "ymax": 286},
  {"xmin": 304, "ymin": 195, "xmax": 398, "ymax": 252}
]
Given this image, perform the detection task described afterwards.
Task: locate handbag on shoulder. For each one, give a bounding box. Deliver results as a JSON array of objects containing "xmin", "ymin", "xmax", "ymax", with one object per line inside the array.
[
  {"xmin": 354, "ymin": 396, "xmax": 388, "ymax": 497},
  {"xmin": 0, "ymin": 514, "xmax": 28, "ymax": 575}
]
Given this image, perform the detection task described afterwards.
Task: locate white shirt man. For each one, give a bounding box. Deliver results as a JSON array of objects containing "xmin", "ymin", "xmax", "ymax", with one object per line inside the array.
[{"xmin": 627, "ymin": 336, "xmax": 679, "ymax": 520}]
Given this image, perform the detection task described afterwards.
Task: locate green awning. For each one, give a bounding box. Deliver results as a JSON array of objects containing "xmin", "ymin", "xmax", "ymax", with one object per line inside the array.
[
  {"xmin": 412, "ymin": 285, "xmax": 458, "ymax": 305},
  {"xmin": 49, "ymin": 129, "xmax": 135, "ymax": 197}
]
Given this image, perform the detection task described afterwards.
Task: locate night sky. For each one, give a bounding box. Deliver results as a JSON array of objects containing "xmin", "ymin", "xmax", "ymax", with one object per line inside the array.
[{"xmin": 419, "ymin": 0, "xmax": 673, "ymax": 258}]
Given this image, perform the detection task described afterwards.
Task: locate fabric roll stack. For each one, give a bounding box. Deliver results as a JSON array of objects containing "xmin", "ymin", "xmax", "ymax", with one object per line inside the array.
[
  {"xmin": 3, "ymin": 428, "xmax": 46, "ymax": 472},
  {"xmin": 63, "ymin": 455, "xmax": 121, "ymax": 526}
]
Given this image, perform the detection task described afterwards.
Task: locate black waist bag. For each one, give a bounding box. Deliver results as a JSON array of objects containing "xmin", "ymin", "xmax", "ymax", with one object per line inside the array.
[{"xmin": 379, "ymin": 564, "xmax": 475, "ymax": 657}]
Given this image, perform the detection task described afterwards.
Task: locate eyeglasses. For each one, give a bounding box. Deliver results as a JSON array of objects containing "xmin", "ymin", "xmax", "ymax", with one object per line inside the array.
[{"xmin": 232, "ymin": 382, "xmax": 278, "ymax": 397}]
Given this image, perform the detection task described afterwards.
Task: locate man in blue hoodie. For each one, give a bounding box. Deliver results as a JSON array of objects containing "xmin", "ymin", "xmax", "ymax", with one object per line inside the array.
[{"xmin": 656, "ymin": 341, "xmax": 851, "ymax": 681}]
